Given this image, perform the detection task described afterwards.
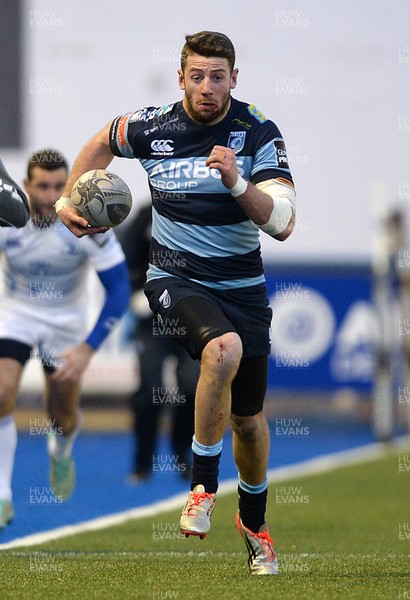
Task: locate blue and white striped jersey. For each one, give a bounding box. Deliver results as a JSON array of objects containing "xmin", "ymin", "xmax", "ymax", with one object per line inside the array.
[{"xmin": 110, "ymin": 98, "xmax": 293, "ymax": 290}]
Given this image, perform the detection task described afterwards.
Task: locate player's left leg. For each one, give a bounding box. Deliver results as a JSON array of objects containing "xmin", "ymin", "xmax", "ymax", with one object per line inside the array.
[
  {"xmin": 0, "ymin": 356, "xmax": 26, "ymax": 529},
  {"xmin": 0, "ymin": 339, "xmax": 32, "ymax": 529},
  {"xmin": 44, "ymin": 372, "xmax": 82, "ymax": 501},
  {"xmin": 231, "ymin": 411, "xmax": 269, "ymax": 487},
  {"xmin": 230, "ymin": 356, "xmax": 279, "ymax": 575}
]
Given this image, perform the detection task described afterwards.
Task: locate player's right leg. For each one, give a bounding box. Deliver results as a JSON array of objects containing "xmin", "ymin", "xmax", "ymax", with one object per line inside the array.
[
  {"xmin": 145, "ymin": 279, "xmax": 243, "ymax": 538},
  {"xmin": 166, "ymin": 297, "xmax": 242, "ymax": 538},
  {"xmin": 0, "ymin": 341, "xmax": 30, "ymax": 529},
  {"xmin": 180, "ymin": 330, "xmax": 242, "ymax": 538}
]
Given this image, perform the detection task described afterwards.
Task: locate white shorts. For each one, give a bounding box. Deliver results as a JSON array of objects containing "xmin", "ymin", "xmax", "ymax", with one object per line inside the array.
[{"xmin": 0, "ymin": 300, "xmax": 84, "ymax": 367}]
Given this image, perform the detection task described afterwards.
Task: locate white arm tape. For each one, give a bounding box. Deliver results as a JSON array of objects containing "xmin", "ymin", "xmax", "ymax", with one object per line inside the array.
[
  {"xmin": 255, "ymin": 179, "xmax": 296, "ymax": 236},
  {"xmin": 229, "ymin": 174, "xmax": 248, "ymax": 197},
  {"xmin": 54, "ymin": 196, "xmax": 74, "ymax": 213}
]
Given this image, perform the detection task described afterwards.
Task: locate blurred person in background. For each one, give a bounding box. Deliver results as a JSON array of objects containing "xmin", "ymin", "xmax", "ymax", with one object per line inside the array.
[
  {"xmin": 119, "ymin": 203, "xmax": 197, "ymax": 482},
  {"xmin": 0, "ymin": 149, "xmax": 130, "ymax": 529}
]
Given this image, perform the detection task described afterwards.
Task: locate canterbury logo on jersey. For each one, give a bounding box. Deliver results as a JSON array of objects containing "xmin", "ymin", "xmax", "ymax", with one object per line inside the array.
[{"xmin": 151, "ymin": 139, "xmax": 174, "ymax": 155}]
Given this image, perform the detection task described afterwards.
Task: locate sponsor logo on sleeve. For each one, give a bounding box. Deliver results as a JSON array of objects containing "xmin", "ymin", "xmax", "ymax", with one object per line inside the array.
[
  {"xmin": 155, "ymin": 104, "xmax": 173, "ymax": 118},
  {"xmin": 274, "ymin": 139, "xmax": 290, "ymax": 169},
  {"xmin": 129, "ymin": 108, "xmax": 157, "ymax": 123},
  {"xmin": 129, "ymin": 104, "xmax": 174, "ymax": 124},
  {"xmin": 247, "ymin": 104, "xmax": 267, "ymax": 123},
  {"xmin": 118, "ymin": 113, "xmax": 131, "ymax": 147}
]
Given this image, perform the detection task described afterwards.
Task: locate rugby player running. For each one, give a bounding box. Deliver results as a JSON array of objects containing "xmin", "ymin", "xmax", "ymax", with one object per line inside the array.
[{"xmin": 57, "ymin": 32, "xmax": 296, "ymax": 575}]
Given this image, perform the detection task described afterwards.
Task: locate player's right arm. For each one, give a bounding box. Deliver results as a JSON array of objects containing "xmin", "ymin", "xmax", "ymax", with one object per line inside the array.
[{"xmin": 57, "ymin": 122, "xmax": 114, "ymax": 238}]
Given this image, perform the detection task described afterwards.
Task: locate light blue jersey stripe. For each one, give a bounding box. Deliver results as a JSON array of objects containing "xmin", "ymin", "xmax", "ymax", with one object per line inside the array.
[
  {"xmin": 152, "ymin": 208, "xmax": 260, "ymax": 258},
  {"xmin": 190, "ymin": 274, "xmax": 266, "ymax": 289},
  {"xmin": 146, "ymin": 264, "xmax": 265, "ymax": 289},
  {"xmin": 141, "ymin": 156, "xmax": 254, "ymax": 194}
]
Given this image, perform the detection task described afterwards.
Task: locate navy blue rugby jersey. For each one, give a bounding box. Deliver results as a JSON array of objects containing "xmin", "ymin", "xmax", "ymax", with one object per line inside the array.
[{"xmin": 109, "ymin": 98, "xmax": 293, "ymax": 290}]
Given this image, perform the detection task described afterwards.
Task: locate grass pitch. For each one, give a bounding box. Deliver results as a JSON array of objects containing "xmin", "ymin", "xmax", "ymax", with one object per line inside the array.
[{"xmin": 1, "ymin": 449, "xmax": 409, "ymax": 600}]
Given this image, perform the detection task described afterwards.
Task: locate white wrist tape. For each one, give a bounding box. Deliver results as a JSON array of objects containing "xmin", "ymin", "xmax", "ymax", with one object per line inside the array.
[
  {"xmin": 229, "ymin": 174, "xmax": 248, "ymax": 197},
  {"xmin": 54, "ymin": 196, "xmax": 74, "ymax": 213},
  {"xmin": 255, "ymin": 179, "xmax": 296, "ymax": 236}
]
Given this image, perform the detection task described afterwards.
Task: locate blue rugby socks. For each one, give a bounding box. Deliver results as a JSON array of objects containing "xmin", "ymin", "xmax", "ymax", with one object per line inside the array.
[
  {"xmin": 238, "ymin": 477, "xmax": 268, "ymax": 533},
  {"xmin": 191, "ymin": 435, "xmax": 223, "ymax": 493}
]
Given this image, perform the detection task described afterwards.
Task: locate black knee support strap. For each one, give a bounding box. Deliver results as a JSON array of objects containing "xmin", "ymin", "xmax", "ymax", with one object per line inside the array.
[
  {"xmin": 170, "ymin": 296, "xmax": 236, "ymax": 360},
  {"xmin": 231, "ymin": 355, "xmax": 268, "ymax": 417}
]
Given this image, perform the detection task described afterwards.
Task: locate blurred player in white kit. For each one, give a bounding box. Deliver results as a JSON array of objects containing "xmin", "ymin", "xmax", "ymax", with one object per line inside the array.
[{"xmin": 0, "ymin": 149, "xmax": 131, "ymax": 529}]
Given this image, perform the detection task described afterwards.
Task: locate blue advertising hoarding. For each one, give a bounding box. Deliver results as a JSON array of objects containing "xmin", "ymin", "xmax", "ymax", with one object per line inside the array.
[{"xmin": 265, "ymin": 263, "xmax": 376, "ymax": 391}]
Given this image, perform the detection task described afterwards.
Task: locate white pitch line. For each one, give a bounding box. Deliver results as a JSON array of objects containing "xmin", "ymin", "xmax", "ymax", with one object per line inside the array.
[{"xmin": 1, "ymin": 435, "xmax": 408, "ymax": 551}]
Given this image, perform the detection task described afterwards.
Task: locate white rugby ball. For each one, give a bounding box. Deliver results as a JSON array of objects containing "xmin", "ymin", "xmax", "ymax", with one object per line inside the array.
[{"xmin": 71, "ymin": 169, "xmax": 132, "ymax": 227}]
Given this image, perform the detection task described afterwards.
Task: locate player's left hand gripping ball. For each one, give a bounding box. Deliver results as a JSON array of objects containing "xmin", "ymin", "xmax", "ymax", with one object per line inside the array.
[{"xmin": 70, "ymin": 170, "xmax": 133, "ymax": 227}]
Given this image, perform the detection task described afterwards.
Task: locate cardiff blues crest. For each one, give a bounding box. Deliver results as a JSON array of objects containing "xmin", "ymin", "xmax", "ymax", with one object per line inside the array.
[{"xmin": 227, "ymin": 131, "xmax": 246, "ymax": 154}]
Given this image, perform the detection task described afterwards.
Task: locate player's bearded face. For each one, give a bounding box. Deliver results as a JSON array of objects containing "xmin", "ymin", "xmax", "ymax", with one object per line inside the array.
[
  {"xmin": 179, "ymin": 55, "xmax": 238, "ymax": 125},
  {"xmin": 24, "ymin": 167, "xmax": 67, "ymax": 225}
]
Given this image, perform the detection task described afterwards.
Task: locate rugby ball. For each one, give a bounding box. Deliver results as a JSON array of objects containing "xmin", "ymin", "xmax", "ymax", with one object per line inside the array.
[{"xmin": 71, "ymin": 169, "xmax": 132, "ymax": 227}]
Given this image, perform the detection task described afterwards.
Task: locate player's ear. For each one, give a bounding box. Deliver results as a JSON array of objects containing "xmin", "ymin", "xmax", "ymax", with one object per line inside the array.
[
  {"xmin": 178, "ymin": 69, "xmax": 185, "ymax": 91},
  {"xmin": 230, "ymin": 68, "xmax": 239, "ymax": 90},
  {"xmin": 23, "ymin": 178, "xmax": 30, "ymax": 193}
]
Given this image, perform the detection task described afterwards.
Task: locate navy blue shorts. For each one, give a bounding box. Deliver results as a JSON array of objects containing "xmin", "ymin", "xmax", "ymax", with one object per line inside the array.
[
  {"xmin": 144, "ymin": 277, "xmax": 272, "ymax": 359},
  {"xmin": 144, "ymin": 277, "xmax": 272, "ymax": 416}
]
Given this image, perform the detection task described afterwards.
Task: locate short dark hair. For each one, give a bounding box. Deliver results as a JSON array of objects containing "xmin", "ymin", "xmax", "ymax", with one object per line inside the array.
[
  {"xmin": 27, "ymin": 149, "xmax": 68, "ymax": 180},
  {"xmin": 181, "ymin": 31, "xmax": 236, "ymax": 71}
]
